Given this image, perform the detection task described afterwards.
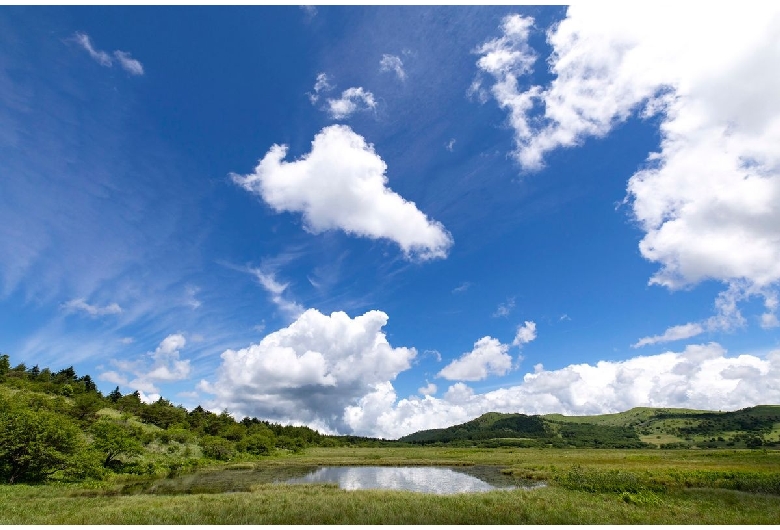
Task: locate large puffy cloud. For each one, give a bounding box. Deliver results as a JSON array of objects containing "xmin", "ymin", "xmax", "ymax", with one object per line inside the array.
[
  {"xmin": 476, "ymin": 7, "xmax": 780, "ymax": 336},
  {"xmin": 231, "ymin": 125, "xmax": 453, "ymax": 260},
  {"xmin": 437, "ymin": 336, "xmax": 513, "ymax": 381},
  {"xmin": 201, "ymin": 308, "xmax": 416, "ymax": 433},
  {"xmin": 346, "ymin": 343, "xmax": 780, "ymax": 439}
]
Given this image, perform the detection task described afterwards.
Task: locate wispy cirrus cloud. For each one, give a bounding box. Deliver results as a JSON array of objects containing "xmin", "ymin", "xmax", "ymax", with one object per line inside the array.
[
  {"xmin": 72, "ymin": 32, "xmax": 144, "ymax": 75},
  {"xmin": 62, "ymin": 298, "xmax": 122, "ymax": 317}
]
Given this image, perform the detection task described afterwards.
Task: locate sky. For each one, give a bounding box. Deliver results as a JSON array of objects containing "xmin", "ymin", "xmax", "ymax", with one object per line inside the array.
[{"xmin": 2, "ymin": 5, "xmax": 780, "ymax": 439}]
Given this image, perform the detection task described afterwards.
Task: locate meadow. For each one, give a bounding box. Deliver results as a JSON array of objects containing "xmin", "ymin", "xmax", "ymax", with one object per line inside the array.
[{"xmin": 2, "ymin": 447, "xmax": 780, "ymax": 524}]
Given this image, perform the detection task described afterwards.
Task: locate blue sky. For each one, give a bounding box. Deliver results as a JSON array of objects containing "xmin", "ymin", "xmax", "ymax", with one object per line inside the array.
[{"xmin": 2, "ymin": 5, "xmax": 780, "ymax": 438}]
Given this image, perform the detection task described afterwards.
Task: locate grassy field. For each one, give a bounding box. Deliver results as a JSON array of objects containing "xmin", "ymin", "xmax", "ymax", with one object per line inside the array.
[{"xmin": 2, "ymin": 447, "xmax": 780, "ymax": 524}]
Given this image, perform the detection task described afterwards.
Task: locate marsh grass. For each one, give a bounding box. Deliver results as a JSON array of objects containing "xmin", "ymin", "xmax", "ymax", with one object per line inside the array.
[{"xmin": 3, "ymin": 447, "xmax": 780, "ymax": 524}]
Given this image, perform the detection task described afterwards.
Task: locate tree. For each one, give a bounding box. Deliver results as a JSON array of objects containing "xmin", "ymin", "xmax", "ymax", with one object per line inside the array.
[
  {"xmin": 28, "ymin": 364, "xmax": 40, "ymax": 379},
  {"xmin": 80, "ymin": 375, "xmax": 97, "ymax": 393},
  {"xmin": 107, "ymin": 386, "xmax": 123, "ymax": 403},
  {"xmin": 0, "ymin": 354, "xmax": 8, "ymax": 382},
  {"xmin": 90, "ymin": 420, "xmax": 143, "ymax": 468},
  {"xmin": 0, "ymin": 404, "xmax": 82, "ymax": 483},
  {"xmin": 70, "ymin": 393, "xmax": 103, "ymax": 423}
]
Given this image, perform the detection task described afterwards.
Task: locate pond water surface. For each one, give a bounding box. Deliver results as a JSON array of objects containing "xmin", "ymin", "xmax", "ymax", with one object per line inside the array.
[
  {"xmin": 281, "ymin": 465, "xmax": 541, "ymax": 494},
  {"xmin": 136, "ymin": 465, "xmax": 544, "ymax": 495}
]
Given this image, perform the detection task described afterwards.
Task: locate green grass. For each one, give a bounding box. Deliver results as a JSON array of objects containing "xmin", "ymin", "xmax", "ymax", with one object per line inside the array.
[
  {"xmin": 2, "ymin": 481, "xmax": 780, "ymax": 524},
  {"xmin": 2, "ymin": 447, "xmax": 780, "ymax": 524}
]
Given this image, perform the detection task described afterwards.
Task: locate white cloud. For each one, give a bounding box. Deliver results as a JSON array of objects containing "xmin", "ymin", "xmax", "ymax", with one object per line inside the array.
[
  {"xmin": 73, "ymin": 32, "xmax": 112, "ymax": 67},
  {"xmin": 326, "ymin": 87, "xmax": 377, "ymax": 119},
  {"xmin": 113, "ymin": 50, "xmax": 144, "ymax": 75},
  {"xmin": 452, "ymin": 281, "xmax": 471, "ymax": 294},
  {"xmin": 445, "ymin": 139, "xmax": 456, "ymax": 152},
  {"xmin": 437, "ymin": 336, "xmax": 513, "ymax": 381},
  {"xmin": 201, "ymin": 308, "xmax": 416, "ymax": 433},
  {"xmin": 98, "ymin": 333, "xmax": 191, "ymax": 394},
  {"xmin": 492, "ymin": 297, "xmax": 515, "ymax": 317},
  {"xmin": 422, "ymin": 349, "xmax": 442, "ymax": 362},
  {"xmin": 300, "ymin": 5, "xmax": 317, "ymax": 18},
  {"xmin": 119, "ymin": 337, "xmax": 134, "ymax": 345},
  {"xmin": 379, "ymin": 54, "xmax": 406, "ymax": 81},
  {"xmin": 476, "ymin": 6, "xmax": 780, "ymax": 326},
  {"xmin": 512, "ymin": 321, "xmax": 536, "ymax": 347},
  {"xmin": 761, "ymin": 293, "xmax": 779, "ymax": 329},
  {"xmin": 250, "ymin": 268, "xmax": 304, "ymax": 319},
  {"xmin": 98, "ymin": 370, "xmax": 128, "ymax": 386},
  {"xmin": 308, "ymin": 72, "xmax": 334, "ymax": 104},
  {"xmin": 345, "ymin": 343, "xmax": 780, "ymax": 439},
  {"xmin": 72, "ymin": 33, "xmax": 144, "ymax": 76},
  {"xmin": 633, "ymin": 322, "xmax": 705, "ymax": 348},
  {"xmin": 470, "ymin": 14, "xmax": 538, "ymax": 153},
  {"xmin": 62, "ymin": 298, "xmax": 122, "ymax": 317},
  {"xmin": 418, "ymin": 382, "xmax": 437, "ymax": 396},
  {"xmin": 231, "ymin": 125, "xmax": 453, "ymax": 260}
]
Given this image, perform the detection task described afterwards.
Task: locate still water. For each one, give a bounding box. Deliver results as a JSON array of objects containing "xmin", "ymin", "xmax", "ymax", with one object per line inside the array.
[{"xmin": 138, "ymin": 465, "xmax": 545, "ymax": 495}]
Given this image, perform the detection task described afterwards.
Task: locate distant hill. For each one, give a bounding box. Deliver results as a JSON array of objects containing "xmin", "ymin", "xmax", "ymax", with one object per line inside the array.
[{"xmin": 398, "ymin": 406, "xmax": 780, "ymax": 449}]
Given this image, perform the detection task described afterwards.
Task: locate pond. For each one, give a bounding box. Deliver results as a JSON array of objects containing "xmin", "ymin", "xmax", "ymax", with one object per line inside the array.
[
  {"xmin": 130, "ymin": 465, "xmax": 545, "ymax": 495},
  {"xmin": 281, "ymin": 465, "xmax": 544, "ymax": 494}
]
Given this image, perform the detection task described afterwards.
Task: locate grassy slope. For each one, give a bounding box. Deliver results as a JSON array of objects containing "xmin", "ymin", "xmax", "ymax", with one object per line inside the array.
[{"xmin": 402, "ymin": 406, "xmax": 780, "ymax": 448}]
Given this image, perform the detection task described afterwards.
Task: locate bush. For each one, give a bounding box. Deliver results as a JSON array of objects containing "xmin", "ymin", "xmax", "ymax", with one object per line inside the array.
[
  {"xmin": 200, "ymin": 436, "xmax": 235, "ymax": 461},
  {"xmin": 0, "ymin": 405, "xmax": 83, "ymax": 483},
  {"xmin": 237, "ymin": 433, "xmax": 274, "ymax": 456}
]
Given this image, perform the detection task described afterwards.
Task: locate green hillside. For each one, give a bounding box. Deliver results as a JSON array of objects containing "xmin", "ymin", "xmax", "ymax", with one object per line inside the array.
[
  {"xmin": 0, "ymin": 353, "xmax": 394, "ymax": 485},
  {"xmin": 401, "ymin": 406, "xmax": 780, "ymax": 449}
]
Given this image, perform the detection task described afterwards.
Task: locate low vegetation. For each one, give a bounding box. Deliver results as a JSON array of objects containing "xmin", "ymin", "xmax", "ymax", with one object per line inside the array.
[{"xmin": 2, "ymin": 353, "xmax": 780, "ymax": 523}]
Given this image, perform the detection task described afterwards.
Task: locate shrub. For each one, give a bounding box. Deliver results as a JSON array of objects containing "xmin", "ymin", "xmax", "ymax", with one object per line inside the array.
[{"xmin": 200, "ymin": 436, "xmax": 235, "ymax": 461}]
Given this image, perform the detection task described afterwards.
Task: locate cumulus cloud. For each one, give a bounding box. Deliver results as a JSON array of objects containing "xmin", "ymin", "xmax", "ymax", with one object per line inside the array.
[
  {"xmin": 345, "ymin": 343, "xmax": 780, "ymax": 439},
  {"xmin": 437, "ymin": 336, "xmax": 513, "ymax": 381},
  {"xmin": 62, "ymin": 298, "xmax": 122, "ymax": 317},
  {"xmin": 98, "ymin": 334, "xmax": 191, "ymax": 394},
  {"xmin": 201, "ymin": 308, "xmax": 416, "ymax": 433},
  {"xmin": 761, "ymin": 293, "xmax": 779, "ymax": 329},
  {"xmin": 418, "ymin": 382, "xmax": 437, "ymax": 396},
  {"xmin": 379, "ymin": 54, "xmax": 406, "ymax": 81},
  {"xmin": 512, "ymin": 321, "xmax": 536, "ymax": 347},
  {"xmin": 475, "ymin": 6, "xmax": 780, "ymax": 327},
  {"xmin": 72, "ymin": 32, "xmax": 144, "ymax": 75},
  {"xmin": 231, "ymin": 125, "xmax": 453, "ymax": 260},
  {"xmin": 326, "ymin": 87, "xmax": 377, "ymax": 119}
]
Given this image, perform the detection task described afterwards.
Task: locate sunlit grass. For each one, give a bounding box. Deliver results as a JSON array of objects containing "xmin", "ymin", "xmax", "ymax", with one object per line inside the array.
[{"xmin": 2, "ymin": 447, "xmax": 780, "ymax": 524}]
